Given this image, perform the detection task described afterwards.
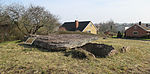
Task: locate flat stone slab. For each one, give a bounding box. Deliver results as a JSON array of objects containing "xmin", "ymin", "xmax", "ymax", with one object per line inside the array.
[{"xmin": 33, "ymin": 34, "xmax": 98, "ymax": 51}]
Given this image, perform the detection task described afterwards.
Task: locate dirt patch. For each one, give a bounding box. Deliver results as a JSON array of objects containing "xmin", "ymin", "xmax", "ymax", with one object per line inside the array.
[
  {"xmin": 64, "ymin": 48, "xmax": 95, "ymax": 59},
  {"xmin": 81, "ymin": 43, "xmax": 117, "ymax": 57}
]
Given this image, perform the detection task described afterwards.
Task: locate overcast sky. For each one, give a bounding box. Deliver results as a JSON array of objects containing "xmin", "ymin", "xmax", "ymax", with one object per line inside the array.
[{"xmin": 2, "ymin": 0, "xmax": 150, "ymax": 23}]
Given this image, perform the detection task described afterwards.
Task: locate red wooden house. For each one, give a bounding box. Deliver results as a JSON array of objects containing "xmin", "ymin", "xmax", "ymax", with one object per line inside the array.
[{"xmin": 125, "ymin": 22, "xmax": 150, "ymax": 38}]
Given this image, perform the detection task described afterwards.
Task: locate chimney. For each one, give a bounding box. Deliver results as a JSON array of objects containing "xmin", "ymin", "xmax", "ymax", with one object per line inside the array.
[
  {"xmin": 139, "ymin": 21, "xmax": 141, "ymax": 25},
  {"xmin": 146, "ymin": 24, "xmax": 149, "ymax": 27},
  {"xmin": 75, "ymin": 20, "xmax": 79, "ymax": 29}
]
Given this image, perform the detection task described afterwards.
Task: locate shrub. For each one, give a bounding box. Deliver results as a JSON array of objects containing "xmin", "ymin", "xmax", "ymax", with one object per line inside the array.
[{"xmin": 117, "ymin": 31, "xmax": 122, "ymax": 38}]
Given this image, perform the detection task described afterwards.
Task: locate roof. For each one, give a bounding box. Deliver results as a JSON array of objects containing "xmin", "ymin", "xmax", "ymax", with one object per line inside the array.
[
  {"xmin": 138, "ymin": 24, "xmax": 150, "ymax": 31},
  {"xmin": 133, "ymin": 24, "xmax": 150, "ymax": 32},
  {"xmin": 125, "ymin": 24, "xmax": 150, "ymax": 32},
  {"xmin": 60, "ymin": 21, "xmax": 91, "ymax": 31}
]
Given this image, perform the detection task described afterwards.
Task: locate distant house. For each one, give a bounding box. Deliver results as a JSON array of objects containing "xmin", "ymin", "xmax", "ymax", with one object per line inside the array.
[
  {"xmin": 125, "ymin": 22, "xmax": 150, "ymax": 38},
  {"xmin": 59, "ymin": 20, "xmax": 97, "ymax": 34}
]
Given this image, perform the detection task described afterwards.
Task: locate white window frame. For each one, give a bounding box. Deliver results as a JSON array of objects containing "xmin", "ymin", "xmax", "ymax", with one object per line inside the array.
[{"xmin": 90, "ymin": 24, "xmax": 92, "ymax": 27}]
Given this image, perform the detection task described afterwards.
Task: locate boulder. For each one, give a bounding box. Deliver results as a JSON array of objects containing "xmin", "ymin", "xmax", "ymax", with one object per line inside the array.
[
  {"xmin": 108, "ymin": 50, "xmax": 118, "ymax": 56},
  {"xmin": 33, "ymin": 34, "xmax": 98, "ymax": 51},
  {"xmin": 81, "ymin": 43, "xmax": 117, "ymax": 57},
  {"xmin": 120, "ymin": 46, "xmax": 130, "ymax": 53}
]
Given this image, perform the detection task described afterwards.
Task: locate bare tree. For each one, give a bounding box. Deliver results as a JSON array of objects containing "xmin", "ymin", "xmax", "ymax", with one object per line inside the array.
[
  {"xmin": 97, "ymin": 20, "xmax": 117, "ymax": 33},
  {"xmin": 0, "ymin": 3, "xmax": 59, "ymax": 42},
  {"xmin": 5, "ymin": 4, "xmax": 60, "ymax": 36},
  {"xmin": 6, "ymin": 4, "xmax": 27, "ymax": 35},
  {"xmin": 21, "ymin": 5, "xmax": 59, "ymax": 35},
  {"xmin": 0, "ymin": 5, "xmax": 16, "ymax": 42}
]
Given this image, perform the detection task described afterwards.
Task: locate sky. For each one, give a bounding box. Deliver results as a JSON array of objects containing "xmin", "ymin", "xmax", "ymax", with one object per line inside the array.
[{"xmin": 2, "ymin": 0, "xmax": 150, "ymax": 23}]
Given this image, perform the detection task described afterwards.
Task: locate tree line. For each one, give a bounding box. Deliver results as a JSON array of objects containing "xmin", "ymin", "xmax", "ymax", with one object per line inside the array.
[
  {"xmin": 96, "ymin": 20, "xmax": 117, "ymax": 33},
  {"xmin": 0, "ymin": 4, "xmax": 60, "ymax": 42}
]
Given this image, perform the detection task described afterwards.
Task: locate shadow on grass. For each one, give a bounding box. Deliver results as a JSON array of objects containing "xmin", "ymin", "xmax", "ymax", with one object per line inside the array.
[
  {"xmin": 18, "ymin": 43, "xmax": 93, "ymax": 60},
  {"xmin": 64, "ymin": 49, "xmax": 88, "ymax": 59},
  {"xmin": 15, "ymin": 40, "xmax": 23, "ymax": 43},
  {"xmin": 112, "ymin": 37, "xmax": 150, "ymax": 41},
  {"xmin": 18, "ymin": 43, "xmax": 66, "ymax": 52}
]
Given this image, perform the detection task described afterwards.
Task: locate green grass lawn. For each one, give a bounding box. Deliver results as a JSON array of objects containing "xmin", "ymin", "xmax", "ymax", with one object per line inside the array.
[
  {"xmin": 0, "ymin": 38, "xmax": 150, "ymax": 74},
  {"xmin": 138, "ymin": 38, "xmax": 150, "ymax": 41}
]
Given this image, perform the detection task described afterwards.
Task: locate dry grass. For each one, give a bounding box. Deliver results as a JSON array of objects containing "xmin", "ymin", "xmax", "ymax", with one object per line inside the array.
[{"xmin": 0, "ymin": 38, "xmax": 150, "ymax": 74}]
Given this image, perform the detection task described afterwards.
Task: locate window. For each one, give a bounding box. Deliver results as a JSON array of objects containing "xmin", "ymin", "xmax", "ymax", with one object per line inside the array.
[
  {"xmin": 90, "ymin": 24, "xmax": 92, "ymax": 27},
  {"xmin": 87, "ymin": 30, "xmax": 91, "ymax": 33},
  {"xmin": 89, "ymin": 23, "xmax": 92, "ymax": 27},
  {"xmin": 133, "ymin": 31, "xmax": 138, "ymax": 35}
]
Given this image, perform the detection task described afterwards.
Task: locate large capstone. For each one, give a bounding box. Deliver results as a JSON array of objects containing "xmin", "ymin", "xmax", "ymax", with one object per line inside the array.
[{"xmin": 33, "ymin": 34, "xmax": 98, "ymax": 51}]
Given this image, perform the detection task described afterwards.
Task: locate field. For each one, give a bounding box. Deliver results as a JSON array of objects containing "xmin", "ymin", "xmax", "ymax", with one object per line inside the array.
[{"xmin": 0, "ymin": 38, "xmax": 150, "ymax": 74}]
